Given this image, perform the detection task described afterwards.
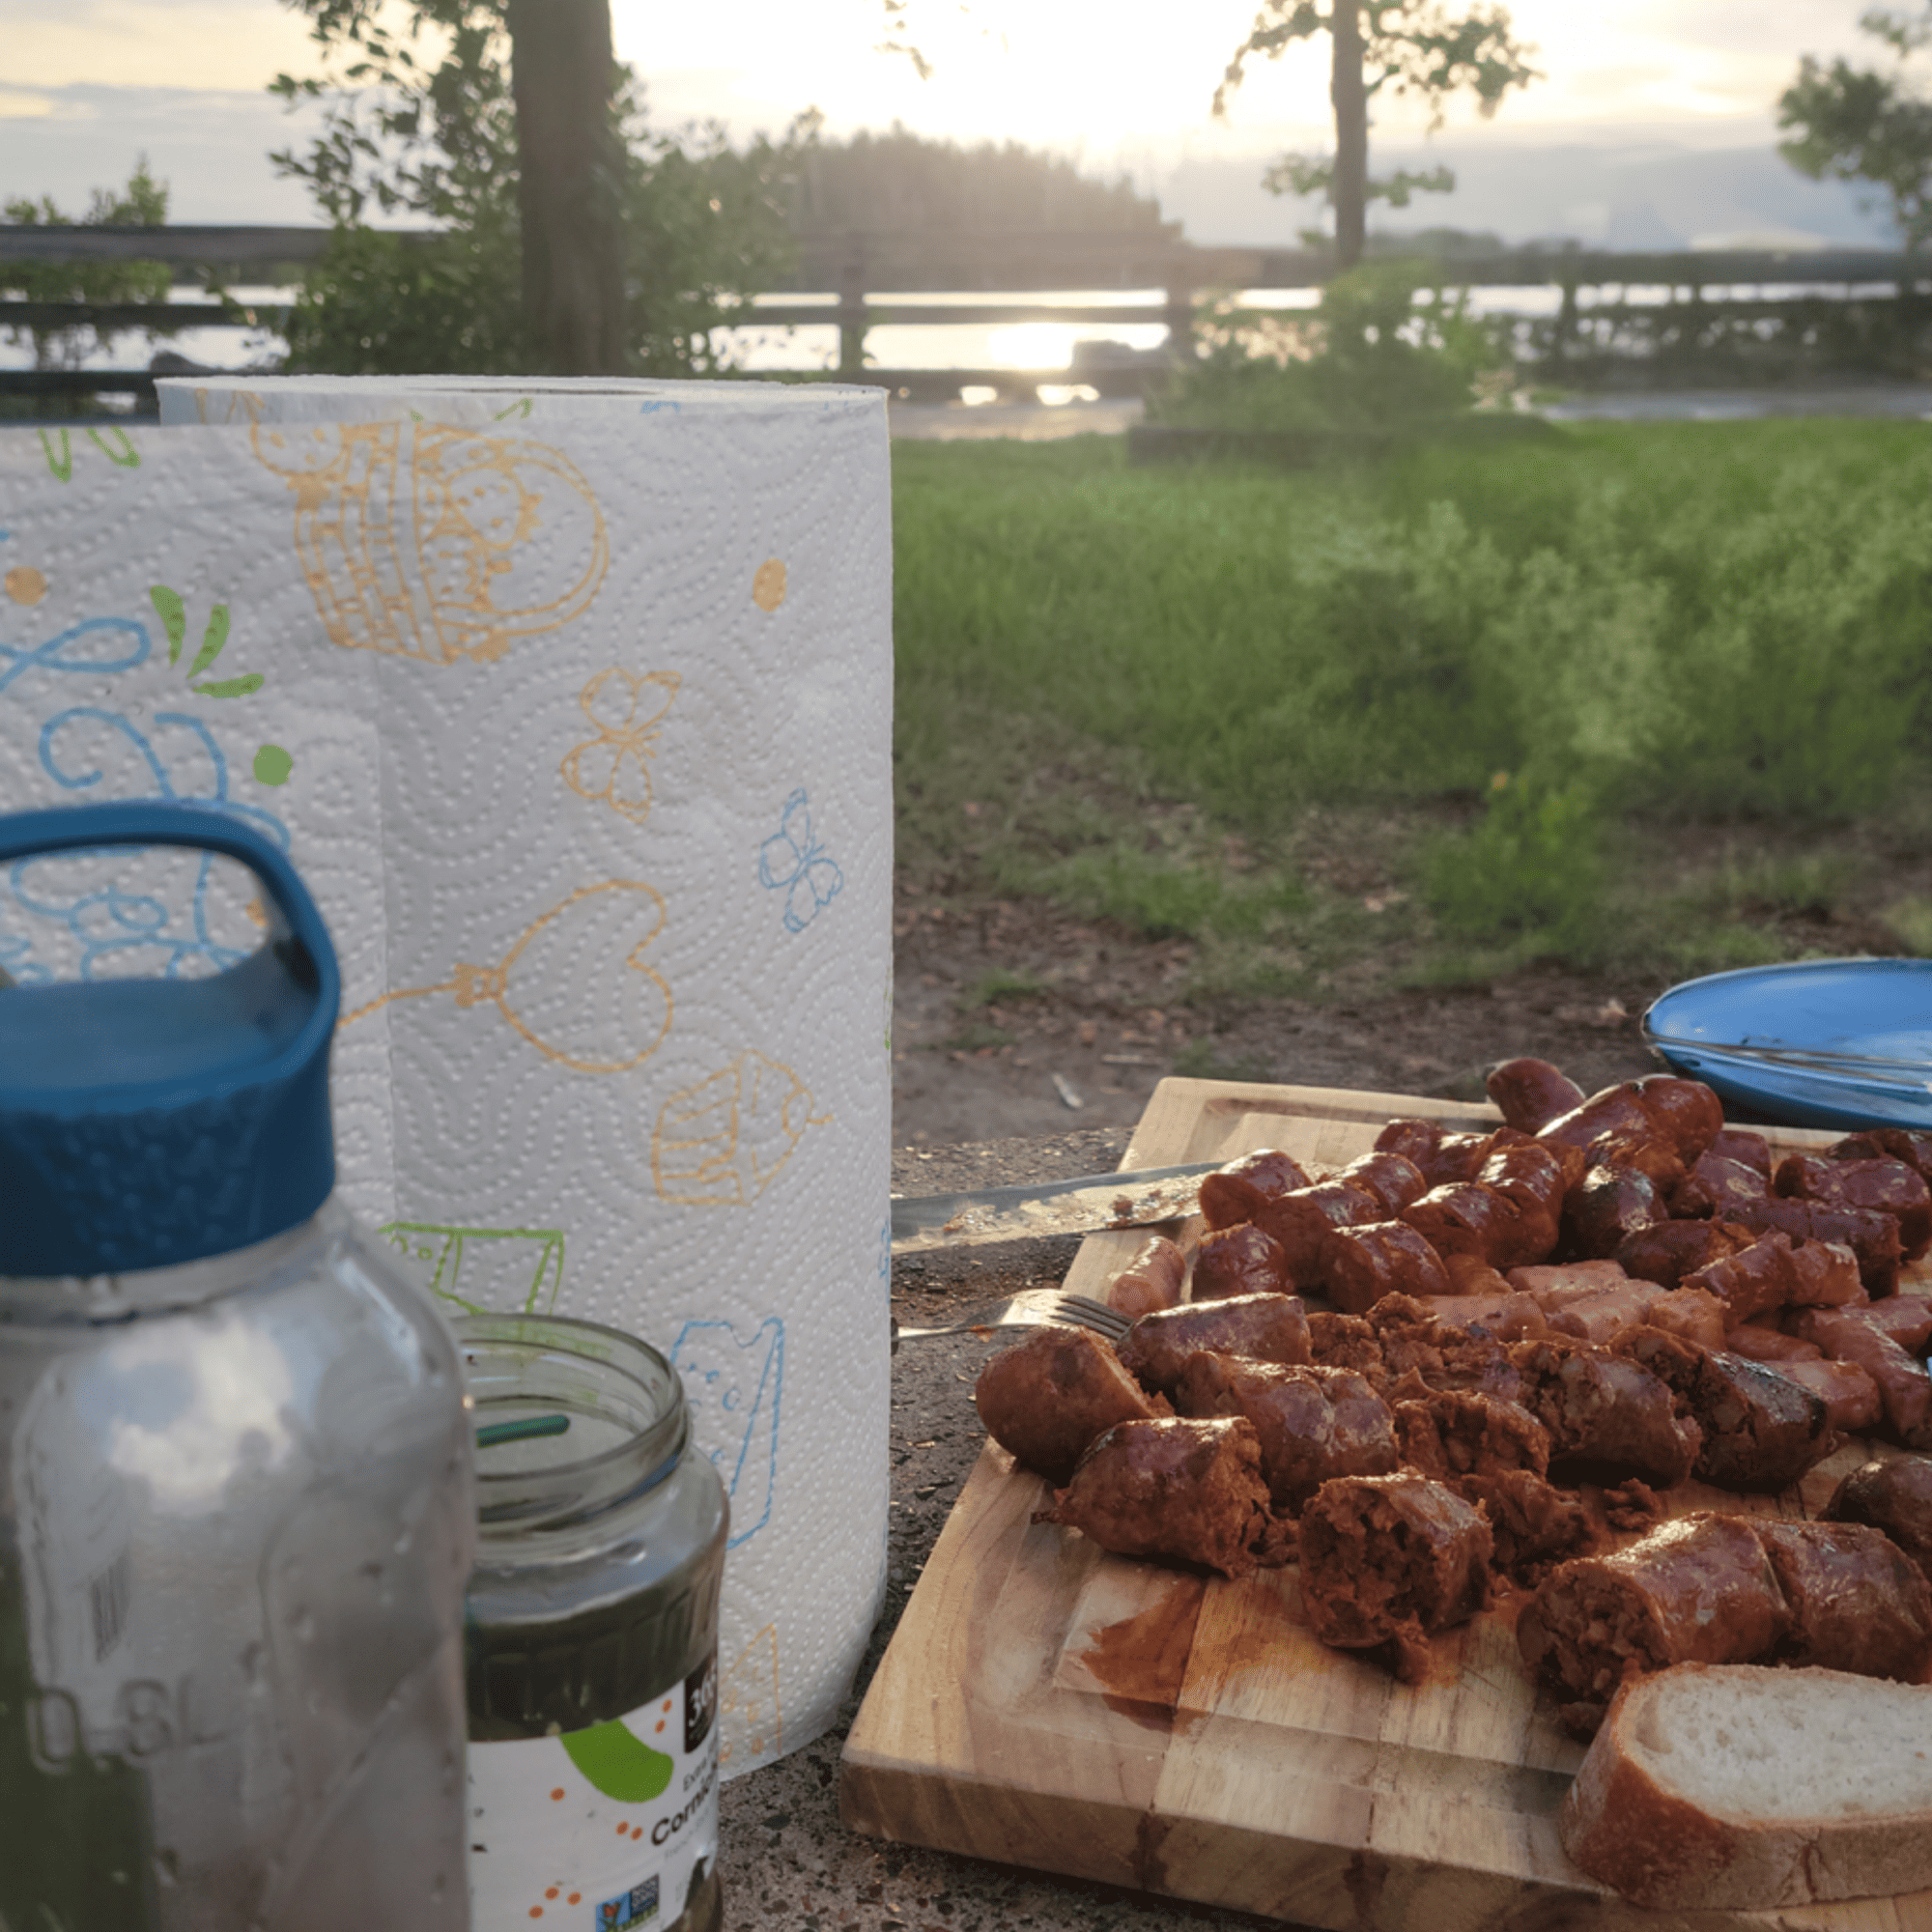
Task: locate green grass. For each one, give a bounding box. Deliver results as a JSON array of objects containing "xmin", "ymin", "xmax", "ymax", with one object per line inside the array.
[
  {"xmin": 957, "ymin": 968, "xmax": 1052, "ymax": 1009},
  {"xmin": 892, "ymin": 421, "xmax": 1932, "ymax": 996}
]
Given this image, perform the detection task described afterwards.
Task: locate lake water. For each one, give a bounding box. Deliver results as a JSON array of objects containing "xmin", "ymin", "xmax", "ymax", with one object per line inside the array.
[{"xmin": 9, "ymin": 279, "xmax": 1928, "ymax": 422}]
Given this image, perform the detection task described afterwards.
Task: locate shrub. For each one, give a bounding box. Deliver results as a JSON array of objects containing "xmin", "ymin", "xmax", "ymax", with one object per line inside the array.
[{"xmin": 1149, "ymin": 260, "xmax": 1512, "ymax": 435}]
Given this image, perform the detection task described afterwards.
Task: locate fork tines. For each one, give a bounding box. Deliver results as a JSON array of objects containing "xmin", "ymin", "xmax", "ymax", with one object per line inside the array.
[{"xmin": 1051, "ymin": 1293, "xmax": 1132, "ymax": 1341}]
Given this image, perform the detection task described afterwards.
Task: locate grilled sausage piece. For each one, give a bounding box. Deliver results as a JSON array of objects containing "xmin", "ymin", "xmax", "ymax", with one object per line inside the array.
[
  {"xmin": 1297, "ymin": 1473, "xmax": 1494, "ymax": 1681},
  {"xmin": 1458, "ymin": 1468, "xmax": 1595, "ymax": 1589},
  {"xmin": 1393, "ymin": 1385, "xmax": 1551, "ymax": 1481},
  {"xmin": 1823, "ymin": 1456, "xmax": 1932, "ymax": 1586},
  {"xmin": 1709, "ymin": 1127, "xmax": 1774, "ymax": 1175},
  {"xmin": 1722, "ymin": 1195, "xmax": 1902, "ymax": 1295},
  {"xmin": 1117, "ymin": 1292, "xmax": 1312, "ymax": 1397},
  {"xmin": 1189, "ymin": 1222, "xmax": 1292, "ymax": 1302},
  {"xmin": 1174, "ymin": 1353, "xmax": 1397, "ymax": 1512},
  {"xmin": 1107, "ymin": 1234, "xmax": 1188, "ymax": 1317},
  {"xmin": 1034, "ymin": 1415, "xmax": 1281, "ymax": 1578},
  {"xmin": 1563, "ymin": 1164, "xmax": 1667, "ymax": 1259},
  {"xmin": 1679, "ymin": 1231, "xmax": 1826, "ymax": 1327},
  {"xmin": 1510, "ymin": 1339, "xmax": 1701, "ymax": 1488},
  {"xmin": 1619, "ymin": 1328, "xmax": 1832, "ymax": 1493},
  {"xmin": 1751, "ymin": 1519, "xmax": 1932, "ymax": 1680},
  {"xmin": 1198, "ymin": 1148, "xmax": 1314, "ymax": 1231},
  {"xmin": 1831, "ymin": 1127, "xmax": 1932, "ymax": 1189},
  {"xmin": 1486, "ymin": 1058, "xmax": 1586, "ymax": 1134},
  {"xmin": 1776, "ymin": 1151, "xmax": 1932, "ymax": 1261},
  {"xmin": 1256, "ymin": 1179, "xmax": 1386, "ymax": 1277},
  {"xmin": 975, "ymin": 1325, "xmax": 1171, "ymax": 1485},
  {"xmin": 1630, "ymin": 1074, "xmax": 1726, "ymax": 1161},
  {"xmin": 1374, "ymin": 1120, "xmax": 1495, "ymax": 1186},
  {"xmin": 1517, "ymin": 1513, "xmax": 1790, "ymax": 1736},
  {"xmin": 1614, "ymin": 1218, "xmax": 1749, "ymax": 1291},
  {"xmin": 1404, "ymin": 1181, "xmax": 1543, "ymax": 1270},
  {"xmin": 1767, "ymin": 1356, "xmax": 1883, "ymax": 1434},
  {"xmin": 1319, "ymin": 1219, "xmax": 1453, "ymax": 1314},
  {"xmin": 1669, "ymin": 1151, "xmax": 1773, "ymax": 1219},
  {"xmin": 1339, "ymin": 1151, "xmax": 1430, "ymax": 1217},
  {"xmin": 1787, "ymin": 1305, "xmax": 1932, "ymax": 1448}
]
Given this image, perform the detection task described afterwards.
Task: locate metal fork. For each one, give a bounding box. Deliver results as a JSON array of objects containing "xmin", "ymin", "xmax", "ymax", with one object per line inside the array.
[{"xmin": 892, "ymin": 1289, "xmax": 1131, "ymax": 1348}]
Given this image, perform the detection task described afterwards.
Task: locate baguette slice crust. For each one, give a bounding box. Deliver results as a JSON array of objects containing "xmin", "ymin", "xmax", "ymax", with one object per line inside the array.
[{"xmin": 1558, "ymin": 1662, "xmax": 1932, "ymax": 1910}]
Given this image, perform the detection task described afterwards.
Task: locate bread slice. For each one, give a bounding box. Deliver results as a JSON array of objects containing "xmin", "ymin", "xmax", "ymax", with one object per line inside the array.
[{"xmin": 1557, "ymin": 1662, "xmax": 1932, "ymax": 1910}]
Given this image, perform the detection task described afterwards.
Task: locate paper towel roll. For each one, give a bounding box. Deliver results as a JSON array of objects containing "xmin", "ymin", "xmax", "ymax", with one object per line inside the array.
[{"xmin": 0, "ymin": 377, "xmax": 894, "ymax": 1774}]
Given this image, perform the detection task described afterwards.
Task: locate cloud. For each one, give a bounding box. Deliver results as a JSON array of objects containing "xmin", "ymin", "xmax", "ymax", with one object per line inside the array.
[
  {"xmin": 0, "ymin": 0, "xmax": 317, "ymax": 92},
  {"xmin": 1569, "ymin": 64, "xmax": 1678, "ymax": 101},
  {"xmin": 0, "ymin": 87, "xmax": 64, "ymax": 120}
]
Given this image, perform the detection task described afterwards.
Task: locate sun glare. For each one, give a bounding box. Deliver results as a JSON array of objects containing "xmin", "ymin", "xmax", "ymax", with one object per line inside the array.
[{"xmin": 987, "ymin": 323, "xmax": 1078, "ymax": 371}]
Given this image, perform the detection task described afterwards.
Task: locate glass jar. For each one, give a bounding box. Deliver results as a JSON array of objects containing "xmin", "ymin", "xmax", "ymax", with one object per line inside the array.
[{"xmin": 459, "ymin": 1314, "xmax": 729, "ymax": 1932}]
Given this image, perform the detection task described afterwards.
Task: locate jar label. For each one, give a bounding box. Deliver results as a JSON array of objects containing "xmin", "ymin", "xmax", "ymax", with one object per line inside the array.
[{"xmin": 468, "ymin": 1652, "xmax": 718, "ymax": 1931}]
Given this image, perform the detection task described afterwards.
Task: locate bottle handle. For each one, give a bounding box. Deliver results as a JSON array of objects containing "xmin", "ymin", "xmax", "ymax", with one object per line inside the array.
[{"xmin": 0, "ymin": 800, "xmax": 339, "ymax": 1022}]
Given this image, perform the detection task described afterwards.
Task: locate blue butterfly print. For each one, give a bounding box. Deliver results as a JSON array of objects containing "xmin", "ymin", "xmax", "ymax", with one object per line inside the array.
[{"xmin": 758, "ymin": 786, "xmax": 843, "ymax": 934}]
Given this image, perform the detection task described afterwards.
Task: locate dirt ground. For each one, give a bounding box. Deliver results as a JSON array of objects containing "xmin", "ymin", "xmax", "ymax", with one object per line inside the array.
[
  {"xmin": 887, "ymin": 778, "xmax": 1932, "ymax": 1149},
  {"xmin": 892, "ymin": 887, "xmax": 1675, "ymax": 1148}
]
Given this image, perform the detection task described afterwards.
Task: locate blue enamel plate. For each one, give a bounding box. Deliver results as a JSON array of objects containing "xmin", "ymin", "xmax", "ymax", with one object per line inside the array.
[{"xmin": 1643, "ymin": 957, "xmax": 1932, "ymax": 1130}]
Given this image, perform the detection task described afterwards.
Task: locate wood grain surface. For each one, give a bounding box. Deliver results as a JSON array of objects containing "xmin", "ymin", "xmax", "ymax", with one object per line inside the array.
[{"xmin": 839, "ymin": 1078, "xmax": 1932, "ymax": 1932}]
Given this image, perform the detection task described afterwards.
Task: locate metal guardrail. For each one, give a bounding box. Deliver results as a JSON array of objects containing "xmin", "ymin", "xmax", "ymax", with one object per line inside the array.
[{"xmin": 5, "ymin": 224, "xmax": 1930, "ymax": 410}]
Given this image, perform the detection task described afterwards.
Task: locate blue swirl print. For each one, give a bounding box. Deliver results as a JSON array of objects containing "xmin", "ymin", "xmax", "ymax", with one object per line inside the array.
[
  {"xmin": 0, "ymin": 616, "xmax": 151, "ymax": 698},
  {"xmin": 7, "ymin": 707, "xmax": 290, "ymax": 980}
]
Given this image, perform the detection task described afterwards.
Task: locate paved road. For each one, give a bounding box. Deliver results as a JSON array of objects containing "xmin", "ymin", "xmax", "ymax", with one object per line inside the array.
[
  {"xmin": 1542, "ymin": 384, "xmax": 1932, "ymax": 420},
  {"xmin": 888, "ymin": 385, "xmax": 1932, "ymax": 439}
]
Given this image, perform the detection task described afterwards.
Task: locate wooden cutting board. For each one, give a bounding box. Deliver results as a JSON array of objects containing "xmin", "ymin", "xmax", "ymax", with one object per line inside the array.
[{"xmin": 841, "ymin": 1078, "xmax": 1932, "ymax": 1932}]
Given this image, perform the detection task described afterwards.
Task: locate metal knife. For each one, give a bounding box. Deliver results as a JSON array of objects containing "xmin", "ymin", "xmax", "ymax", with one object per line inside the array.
[{"xmin": 890, "ymin": 1160, "xmax": 1214, "ymax": 1254}]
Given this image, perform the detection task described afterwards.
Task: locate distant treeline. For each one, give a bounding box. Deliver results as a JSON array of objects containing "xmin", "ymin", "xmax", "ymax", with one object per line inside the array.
[{"xmin": 788, "ymin": 124, "xmax": 1167, "ymax": 233}]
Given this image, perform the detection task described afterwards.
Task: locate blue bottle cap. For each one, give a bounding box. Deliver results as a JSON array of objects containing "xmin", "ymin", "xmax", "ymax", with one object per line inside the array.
[{"xmin": 0, "ymin": 802, "xmax": 340, "ymax": 1277}]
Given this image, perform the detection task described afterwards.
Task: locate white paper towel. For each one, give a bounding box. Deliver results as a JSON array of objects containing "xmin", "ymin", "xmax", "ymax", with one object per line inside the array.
[{"xmin": 0, "ymin": 377, "xmax": 895, "ymax": 1775}]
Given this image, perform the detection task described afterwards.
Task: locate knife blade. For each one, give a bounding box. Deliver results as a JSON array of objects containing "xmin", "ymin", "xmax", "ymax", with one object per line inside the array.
[{"xmin": 890, "ymin": 1160, "xmax": 1214, "ymax": 1254}]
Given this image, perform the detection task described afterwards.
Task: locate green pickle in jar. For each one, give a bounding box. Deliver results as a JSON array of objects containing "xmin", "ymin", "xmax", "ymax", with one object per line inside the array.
[{"xmin": 459, "ymin": 1315, "xmax": 729, "ymax": 1932}]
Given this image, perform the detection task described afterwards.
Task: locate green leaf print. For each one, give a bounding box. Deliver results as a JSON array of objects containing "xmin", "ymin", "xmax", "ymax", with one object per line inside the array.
[
  {"xmin": 187, "ymin": 602, "xmax": 231, "ymax": 676},
  {"xmin": 149, "ymin": 584, "xmax": 187, "ymax": 665},
  {"xmin": 559, "ymin": 1719, "xmax": 673, "ymax": 1804}
]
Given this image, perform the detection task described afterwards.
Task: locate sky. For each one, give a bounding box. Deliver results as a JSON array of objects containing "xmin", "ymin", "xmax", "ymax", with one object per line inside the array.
[{"xmin": 0, "ymin": 0, "xmax": 1900, "ymax": 243}]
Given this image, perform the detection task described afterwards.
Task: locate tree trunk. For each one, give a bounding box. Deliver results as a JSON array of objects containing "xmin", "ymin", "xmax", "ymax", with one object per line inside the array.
[
  {"xmin": 1330, "ymin": 0, "xmax": 1369, "ymax": 270},
  {"xmin": 504, "ymin": 0, "xmax": 628, "ymax": 376}
]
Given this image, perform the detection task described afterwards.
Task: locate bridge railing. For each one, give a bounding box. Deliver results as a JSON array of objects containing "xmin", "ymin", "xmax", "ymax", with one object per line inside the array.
[{"xmin": 3, "ymin": 223, "xmax": 1926, "ymax": 411}]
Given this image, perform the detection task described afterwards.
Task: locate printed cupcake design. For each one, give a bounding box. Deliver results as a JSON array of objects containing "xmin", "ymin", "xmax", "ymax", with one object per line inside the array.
[{"xmin": 250, "ymin": 418, "xmax": 609, "ymax": 665}]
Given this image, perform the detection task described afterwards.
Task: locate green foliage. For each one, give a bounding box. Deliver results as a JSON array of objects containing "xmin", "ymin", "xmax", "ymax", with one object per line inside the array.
[
  {"xmin": 1780, "ymin": 6, "xmax": 1932, "ymax": 251},
  {"xmin": 791, "ymin": 124, "xmax": 1165, "ymax": 231},
  {"xmin": 1214, "ymin": 1, "xmax": 1539, "ymax": 252},
  {"xmin": 1215, "ymin": 0, "xmax": 1541, "ymax": 125},
  {"xmin": 1016, "ymin": 845, "xmax": 1310, "ymax": 942},
  {"xmin": 1174, "ymin": 1038, "xmax": 1276, "ymax": 1082},
  {"xmin": 958, "ymin": 969, "xmax": 1051, "ymax": 1009},
  {"xmin": 0, "ymin": 158, "xmax": 174, "ymax": 371},
  {"xmin": 1149, "ymin": 261, "xmax": 1509, "ymax": 433},
  {"xmin": 270, "ymin": 0, "xmax": 802, "ymax": 375},
  {"xmin": 1261, "ymin": 153, "xmax": 1455, "ymax": 214},
  {"xmin": 1418, "ymin": 774, "xmax": 1605, "ymax": 951},
  {"xmin": 891, "ymin": 421, "xmax": 1932, "ymax": 987}
]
